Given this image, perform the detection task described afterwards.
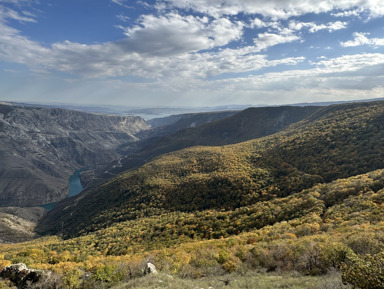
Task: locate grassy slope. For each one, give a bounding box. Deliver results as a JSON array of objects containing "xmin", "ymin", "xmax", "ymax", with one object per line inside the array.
[{"xmin": 111, "ymin": 271, "xmax": 349, "ymax": 289}]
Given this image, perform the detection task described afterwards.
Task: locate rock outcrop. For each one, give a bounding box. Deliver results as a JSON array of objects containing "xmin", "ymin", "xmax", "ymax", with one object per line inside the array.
[
  {"xmin": 0, "ymin": 263, "xmax": 51, "ymax": 289},
  {"xmin": 0, "ymin": 103, "xmax": 150, "ymax": 207},
  {"xmin": 143, "ymin": 263, "xmax": 158, "ymax": 275}
]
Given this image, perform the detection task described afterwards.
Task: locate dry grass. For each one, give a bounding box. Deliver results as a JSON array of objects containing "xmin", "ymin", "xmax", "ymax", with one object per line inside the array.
[{"xmin": 111, "ymin": 271, "xmax": 351, "ymax": 289}]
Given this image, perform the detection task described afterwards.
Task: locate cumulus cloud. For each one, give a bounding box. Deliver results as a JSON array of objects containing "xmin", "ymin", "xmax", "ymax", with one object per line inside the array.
[
  {"xmin": 0, "ymin": 15, "xmax": 302, "ymax": 80},
  {"xmin": 313, "ymin": 53, "xmax": 384, "ymax": 75},
  {"xmin": 194, "ymin": 53, "xmax": 384, "ymax": 104},
  {"xmin": 161, "ymin": 0, "xmax": 384, "ymax": 19},
  {"xmin": 117, "ymin": 13, "xmax": 243, "ymax": 56},
  {"xmin": 1, "ymin": 0, "xmax": 384, "ymax": 107},
  {"xmin": 341, "ymin": 32, "xmax": 384, "ymax": 47},
  {"xmin": 249, "ymin": 18, "xmax": 269, "ymax": 28}
]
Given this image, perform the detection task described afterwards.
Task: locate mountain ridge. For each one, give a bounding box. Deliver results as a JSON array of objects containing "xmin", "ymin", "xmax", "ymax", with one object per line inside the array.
[{"xmin": 80, "ymin": 105, "xmax": 322, "ymax": 188}]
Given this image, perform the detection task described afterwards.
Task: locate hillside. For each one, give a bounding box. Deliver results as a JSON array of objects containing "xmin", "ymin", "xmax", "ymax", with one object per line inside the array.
[
  {"xmin": 146, "ymin": 110, "xmax": 238, "ymax": 131},
  {"xmin": 0, "ymin": 104, "xmax": 149, "ymax": 206},
  {"xmin": 37, "ymin": 101, "xmax": 384, "ymax": 238},
  {"xmin": 1, "ymin": 101, "xmax": 384, "ymax": 288},
  {"xmin": 79, "ymin": 110, "xmax": 239, "ymax": 187},
  {"xmin": 81, "ymin": 106, "xmax": 321, "ymax": 187},
  {"xmin": 3, "ymin": 166, "xmax": 384, "ymax": 288}
]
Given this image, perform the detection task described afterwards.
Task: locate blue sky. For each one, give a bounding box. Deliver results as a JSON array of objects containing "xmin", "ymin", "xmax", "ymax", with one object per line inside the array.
[{"xmin": 0, "ymin": 0, "xmax": 384, "ymax": 107}]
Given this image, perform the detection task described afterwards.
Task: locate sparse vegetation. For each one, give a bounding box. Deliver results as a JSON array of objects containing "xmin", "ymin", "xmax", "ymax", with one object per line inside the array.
[{"xmin": 110, "ymin": 271, "xmax": 351, "ymax": 289}]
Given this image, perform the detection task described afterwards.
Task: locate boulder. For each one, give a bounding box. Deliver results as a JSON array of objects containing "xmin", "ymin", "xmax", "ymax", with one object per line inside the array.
[
  {"xmin": 143, "ymin": 262, "xmax": 158, "ymax": 275},
  {"xmin": 0, "ymin": 263, "xmax": 50, "ymax": 289}
]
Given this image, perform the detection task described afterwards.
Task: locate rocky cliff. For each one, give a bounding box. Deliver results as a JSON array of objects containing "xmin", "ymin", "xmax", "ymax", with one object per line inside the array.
[{"xmin": 0, "ymin": 103, "xmax": 150, "ymax": 206}]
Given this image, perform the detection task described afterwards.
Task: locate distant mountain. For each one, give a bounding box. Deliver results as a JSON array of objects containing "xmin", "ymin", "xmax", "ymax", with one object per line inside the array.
[
  {"xmin": 0, "ymin": 103, "xmax": 149, "ymax": 206},
  {"xmin": 2, "ymin": 101, "xmax": 251, "ymax": 119},
  {"xmin": 81, "ymin": 106, "xmax": 321, "ymax": 188},
  {"xmin": 6, "ymin": 97, "xmax": 383, "ymax": 120},
  {"xmin": 146, "ymin": 110, "xmax": 238, "ymax": 130}
]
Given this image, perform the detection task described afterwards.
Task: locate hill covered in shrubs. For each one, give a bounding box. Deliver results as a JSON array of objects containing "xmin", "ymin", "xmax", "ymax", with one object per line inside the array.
[{"xmin": 3, "ymin": 101, "xmax": 384, "ymax": 288}]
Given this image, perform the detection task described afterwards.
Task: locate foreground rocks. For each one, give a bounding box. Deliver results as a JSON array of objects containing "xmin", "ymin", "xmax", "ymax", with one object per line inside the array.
[
  {"xmin": 1, "ymin": 262, "xmax": 159, "ymax": 288},
  {"xmin": 0, "ymin": 263, "xmax": 54, "ymax": 289},
  {"xmin": 143, "ymin": 263, "xmax": 158, "ymax": 275}
]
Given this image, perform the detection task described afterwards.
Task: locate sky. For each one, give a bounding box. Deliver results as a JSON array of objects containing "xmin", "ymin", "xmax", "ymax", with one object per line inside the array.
[{"xmin": 0, "ymin": 0, "xmax": 384, "ymax": 107}]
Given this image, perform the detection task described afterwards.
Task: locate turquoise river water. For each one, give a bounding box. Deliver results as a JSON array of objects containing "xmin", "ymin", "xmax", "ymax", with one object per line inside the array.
[{"xmin": 40, "ymin": 169, "xmax": 85, "ymax": 211}]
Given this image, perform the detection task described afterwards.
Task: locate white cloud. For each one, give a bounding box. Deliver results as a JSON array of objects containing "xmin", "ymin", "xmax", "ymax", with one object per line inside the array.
[
  {"xmin": 314, "ymin": 53, "xmax": 384, "ymax": 74},
  {"xmin": 208, "ymin": 18, "xmax": 244, "ymax": 46},
  {"xmin": 331, "ymin": 9, "xmax": 362, "ymax": 17},
  {"xmin": 341, "ymin": 32, "xmax": 384, "ymax": 47},
  {"xmin": 222, "ymin": 53, "xmax": 384, "ymax": 93},
  {"xmin": 161, "ymin": 0, "xmax": 384, "ymax": 19},
  {"xmin": 175, "ymin": 47, "xmax": 305, "ymax": 79},
  {"xmin": 188, "ymin": 53, "xmax": 384, "ymax": 105},
  {"xmin": 1, "ymin": 0, "xmax": 384, "ymax": 108},
  {"xmin": 118, "ymin": 13, "xmax": 244, "ymax": 56},
  {"xmin": 254, "ymin": 29, "xmax": 300, "ymax": 51},
  {"xmin": 110, "ymin": 0, "xmax": 133, "ymax": 9},
  {"xmin": 116, "ymin": 14, "xmax": 130, "ymax": 22},
  {"xmin": 0, "ymin": 22, "xmax": 48, "ymax": 67},
  {"xmin": 289, "ymin": 21, "xmax": 348, "ymax": 33},
  {"xmin": 325, "ymin": 21, "xmax": 349, "ymax": 32},
  {"xmin": 0, "ymin": 0, "xmax": 32, "ymax": 4},
  {"xmin": 0, "ymin": 15, "xmax": 302, "ymax": 80},
  {"xmin": 0, "ymin": 5, "xmax": 36, "ymax": 22},
  {"xmin": 249, "ymin": 18, "xmax": 268, "ymax": 28}
]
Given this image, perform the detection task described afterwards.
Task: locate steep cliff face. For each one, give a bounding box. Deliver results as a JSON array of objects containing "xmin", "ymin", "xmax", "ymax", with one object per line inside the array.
[{"xmin": 0, "ymin": 104, "xmax": 150, "ymax": 207}]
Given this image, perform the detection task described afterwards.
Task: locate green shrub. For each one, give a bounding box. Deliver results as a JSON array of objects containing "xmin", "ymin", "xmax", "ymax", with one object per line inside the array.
[{"xmin": 341, "ymin": 251, "xmax": 384, "ymax": 289}]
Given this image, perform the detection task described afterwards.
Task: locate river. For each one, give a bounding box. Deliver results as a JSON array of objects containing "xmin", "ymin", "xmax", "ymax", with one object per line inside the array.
[{"xmin": 40, "ymin": 168, "xmax": 85, "ymax": 211}]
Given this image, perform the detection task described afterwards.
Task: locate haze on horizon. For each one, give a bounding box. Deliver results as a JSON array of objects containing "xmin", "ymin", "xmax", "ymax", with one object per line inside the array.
[{"xmin": 0, "ymin": 0, "xmax": 384, "ymax": 108}]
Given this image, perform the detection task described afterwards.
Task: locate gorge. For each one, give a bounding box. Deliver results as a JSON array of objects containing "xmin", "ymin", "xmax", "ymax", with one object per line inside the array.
[
  {"xmin": 40, "ymin": 168, "xmax": 85, "ymax": 211},
  {"xmin": 0, "ymin": 103, "xmax": 150, "ymax": 207}
]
